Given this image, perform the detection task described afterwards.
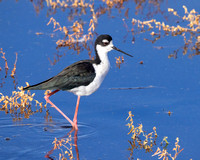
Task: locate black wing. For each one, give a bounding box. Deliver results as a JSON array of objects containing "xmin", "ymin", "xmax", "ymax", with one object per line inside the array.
[{"xmin": 23, "ymin": 60, "xmax": 96, "ymax": 91}]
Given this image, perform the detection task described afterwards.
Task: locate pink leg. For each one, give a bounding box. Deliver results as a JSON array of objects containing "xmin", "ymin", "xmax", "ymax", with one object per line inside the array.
[
  {"xmin": 44, "ymin": 89, "xmax": 76, "ymax": 129},
  {"xmin": 73, "ymin": 96, "xmax": 81, "ymax": 129}
]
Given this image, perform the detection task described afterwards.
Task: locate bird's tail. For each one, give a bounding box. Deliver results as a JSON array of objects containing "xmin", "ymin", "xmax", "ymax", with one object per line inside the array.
[{"xmin": 23, "ymin": 77, "xmax": 55, "ymax": 90}]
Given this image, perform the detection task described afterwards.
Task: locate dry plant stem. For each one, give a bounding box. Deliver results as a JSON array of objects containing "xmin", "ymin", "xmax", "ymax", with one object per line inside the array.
[{"xmin": 44, "ymin": 89, "xmax": 78, "ymax": 130}]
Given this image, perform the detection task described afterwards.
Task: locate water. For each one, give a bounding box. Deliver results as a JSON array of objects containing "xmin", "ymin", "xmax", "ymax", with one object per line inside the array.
[{"xmin": 0, "ymin": 0, "xmax": 200, "ymax": 159}]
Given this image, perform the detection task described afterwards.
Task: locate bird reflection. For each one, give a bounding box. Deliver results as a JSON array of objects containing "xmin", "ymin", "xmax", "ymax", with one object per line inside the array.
[{"xmin": 45, "ymin": 128, "xmax": 79, "ymax": 160}]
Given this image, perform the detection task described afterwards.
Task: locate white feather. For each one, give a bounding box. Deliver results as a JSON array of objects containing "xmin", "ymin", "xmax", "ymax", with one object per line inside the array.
[{"xmin": 69, "ymin": 41, "xmax": 113, "ymax": 96}]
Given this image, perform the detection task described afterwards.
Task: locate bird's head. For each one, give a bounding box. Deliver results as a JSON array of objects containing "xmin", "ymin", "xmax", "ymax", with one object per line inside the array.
[{"xmin": 95, "ymin": 34, "xmax": 133, "ymax": 57}]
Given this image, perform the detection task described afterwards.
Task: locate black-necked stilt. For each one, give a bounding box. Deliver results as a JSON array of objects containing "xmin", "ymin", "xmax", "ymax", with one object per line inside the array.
[{"xmin": 23, "ymin": 34, "xmax": 132, "ymax": 130}]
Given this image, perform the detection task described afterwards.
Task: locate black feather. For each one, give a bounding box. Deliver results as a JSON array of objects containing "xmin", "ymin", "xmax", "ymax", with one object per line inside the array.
[{"xmin": 23, "ymin": 60, "xmax": 96, "ymax": 91}]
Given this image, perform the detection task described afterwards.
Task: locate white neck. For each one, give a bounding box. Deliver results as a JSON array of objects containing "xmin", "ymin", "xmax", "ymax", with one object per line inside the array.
[
  {"xmin": 92, "ymin": 42, "xmax": 112, "ymax": 89},
  {"xmin": 96, "ymin": 40, "xmax": 113, "ymax": 64}
]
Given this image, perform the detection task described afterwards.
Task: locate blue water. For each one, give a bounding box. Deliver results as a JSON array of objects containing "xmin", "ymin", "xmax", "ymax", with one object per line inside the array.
[{"xmin": 0, "ymin": 0, "xmax": 200, "ymax": 159}]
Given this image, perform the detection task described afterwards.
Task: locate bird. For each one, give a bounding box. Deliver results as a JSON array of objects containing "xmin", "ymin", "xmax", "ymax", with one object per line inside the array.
[{"xmin": 23, "ymin": 34, "xmax": 133, "ymax": 130}]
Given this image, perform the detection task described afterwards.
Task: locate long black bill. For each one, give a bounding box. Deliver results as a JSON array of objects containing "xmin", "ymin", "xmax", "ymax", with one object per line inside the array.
[{"xmin": 112, "ymin": 46, "xmax": 133, "ymax": 57}]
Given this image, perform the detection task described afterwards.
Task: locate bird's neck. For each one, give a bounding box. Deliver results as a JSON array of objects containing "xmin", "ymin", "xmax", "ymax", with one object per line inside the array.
[
  {"xmin": 93, "ymin": 48, "xmax": 110, "ymax": 82},
  {"xmin": 94, "ymin": 45, "xmax": 110, "ymax": 65}
]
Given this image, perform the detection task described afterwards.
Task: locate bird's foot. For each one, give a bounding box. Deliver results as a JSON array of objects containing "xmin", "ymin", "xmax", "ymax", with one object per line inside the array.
[
  {"xmin": 73, "ymin": 119, "xmax": 78, "ymax": 130},
  {"xmin": 72, "ymin": 123, "xmax": 78, "ymax": 130}
]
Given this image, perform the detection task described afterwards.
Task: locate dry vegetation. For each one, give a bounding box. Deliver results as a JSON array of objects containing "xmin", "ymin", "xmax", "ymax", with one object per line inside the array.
[
  {"xmin": 52, "ymin": 136, "xmax": 74, "ymax": 160},
  {"xmin": 46, "ymin": 110, "xmax": 185, "ymax": 160},
  {"xmin": 127, "ymin": 111, "xmax": 184, "ymax": 160},
  {"xmin": 0, "ymin": 1, "xmax": 197, "ymax": 159},
  {"xmin": 116, "ymin": 56, "xmax": 124, "ymax": 68},
  {"xmin": 45, "ymin": 129, "xmax": 80, "ymax": 160},
  {"xmin": 131, "ymin": 5, "xmax": 200, "ymax": 58},
  {"xmin": 126, "ymin": 111, "xmax": 158, "ymax": 156},
  {"xmin": 0, "ymin": 83, "xmax": 51, "ymax": 121},
  {"xmin": 0, "ymin": 48, "xmax": 18, "ymax": 88},
  {"xmin": 45, "ymin": 0, "xmax": 129, "ymax": 58},
  {"xmin": 41, "ymin": 1, "xmax": 200, "ymax": 60},
  {"xmin": 31, "ymin": 1, "xmax": 200, "ymax": 61},
  {"xmin": 33, "ymin": 0, "xmax": 131, "ymax": 64},
  {"xmin": 152, "ymin": 137, "xmax": 184, "ymax": 160}
]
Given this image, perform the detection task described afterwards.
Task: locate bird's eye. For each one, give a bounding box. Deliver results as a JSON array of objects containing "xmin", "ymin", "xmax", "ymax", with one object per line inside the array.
[
  {"xmin": 103, "ymin": 42, "xmax": 109, "ymax": 46},
  {"xmin": 102, "ymin": 39, "xmax": 109, "ymax": 46}
]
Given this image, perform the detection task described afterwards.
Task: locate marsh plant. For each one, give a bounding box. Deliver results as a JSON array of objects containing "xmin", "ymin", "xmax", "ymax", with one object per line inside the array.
[
  {"xmin": 0, "ymin": 83, "xmax": 50, "ymax": 121},
  {"xmin": 127, "ymin": 111, "xmax": 184, "ymax": 160},
  {"xmin": 131, "ymin": 6, "xmax": 200, "ymax": 58}
]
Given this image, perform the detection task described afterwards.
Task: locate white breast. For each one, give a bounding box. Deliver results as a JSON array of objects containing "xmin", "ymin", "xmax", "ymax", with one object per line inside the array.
[
  {"xmin": 69, "ymin": 61, "xmax": 110, "ymax": 96},
  {"xmin": 68, "ymin": 42, "xmax": 112, "ymax": 96}
]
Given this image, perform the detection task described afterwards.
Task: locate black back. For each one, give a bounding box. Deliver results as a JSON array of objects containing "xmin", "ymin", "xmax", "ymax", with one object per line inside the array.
[{"xmin": 23, "ymin": 60, "xmax": 96, "ymax": 91}]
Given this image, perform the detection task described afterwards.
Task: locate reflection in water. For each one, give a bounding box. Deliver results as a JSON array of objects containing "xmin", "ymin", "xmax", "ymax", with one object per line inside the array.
[
  {"xmin": 48, "ymin": 52, "xmax": 66, "ymax": 66},
  {"xmin": 45, "ymin": 128, "xmax": 79, "ymax": 160},
  {"xmin": 152, "ymin": 137, "xmax": 184, "ymax": 160},
  {"xmin": 10, "ymin": 52, "xmax": 18, "ymax": 89},
  {"xmin": 0, "ymin": 48, "xmax": 9, "ymax": 78},
  {"xmin": 134, "ymin": 0, "xmax": 165, "ymax": 17},
  {"xmin": 0, "ymin": 118, "xmax": 90, "ymax": 159},
  {"xmin": 44, "ymin": 122, "xmax": 95, "ymax": 160},
  {"xmin": 45, "ymin": 0, "xmax": 98, "ymax": 52},
  {"xmin": 131, "ymin": 6, "xmax": 200, "ymax": 58},
  {"xmin": 0, "ymin": 48, "xmax": 18, "ymax": 89},
  {"xmin": 127, "ymin": 111, "xmax": 183, "ymax": 160},
  {"xmin": 126, "ymin": 111, "xmax": 157, "ymax": 158}
]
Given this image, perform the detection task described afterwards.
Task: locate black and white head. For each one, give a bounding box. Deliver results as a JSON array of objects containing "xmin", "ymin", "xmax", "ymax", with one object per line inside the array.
[{"xmin": 95, "ymin": 34, "xmax": 133, "ymax": 57}]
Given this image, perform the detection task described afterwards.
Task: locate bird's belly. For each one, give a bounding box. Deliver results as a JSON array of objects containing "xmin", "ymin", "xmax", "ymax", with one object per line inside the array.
[
  {"xmin": 68, "ymin": 78, "xmax": 103, "ymax": 96},
  {"xmin": 69, "ymin": 61, "xmax": 110, "ymax": 96}
]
